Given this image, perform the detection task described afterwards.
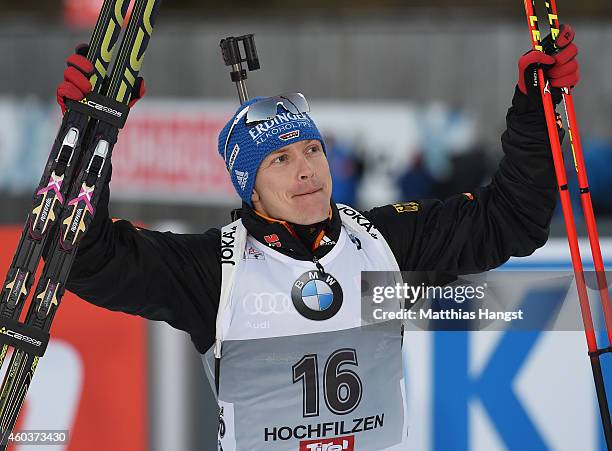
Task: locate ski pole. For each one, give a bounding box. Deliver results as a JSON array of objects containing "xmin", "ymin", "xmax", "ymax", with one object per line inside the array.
[
  {"xmin": 542, "ymin": 0, "xmax": 612, "ymax": 340},
  {"xmin": 523, "ymin": 1, "xmax": 612, "ymax": 447},
  {"xmin": 542, "ymin": 0, "xmax": 612, "ymax": 445},
  {"xmin": 0, "ymin": 0, "xmax": 129, "ymax": 369}
]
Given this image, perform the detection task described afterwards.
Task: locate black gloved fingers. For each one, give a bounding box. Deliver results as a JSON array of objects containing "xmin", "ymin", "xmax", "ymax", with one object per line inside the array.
[
  {"xmin": 128, "ymin": 76, "xmax": 146, "ymax": 108},
  {"xmin": 75, "ymin": 43, "xmax": 90, "ymax": 57},
  {"xmin": 132, "ymin": 77, "xmax": 144, "ymax": 96}
]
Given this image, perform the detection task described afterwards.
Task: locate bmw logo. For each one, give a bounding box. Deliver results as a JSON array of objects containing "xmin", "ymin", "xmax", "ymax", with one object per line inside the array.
[{"xmin": 291, "ymin": 270, "xmax": 343, "ymax": 321}]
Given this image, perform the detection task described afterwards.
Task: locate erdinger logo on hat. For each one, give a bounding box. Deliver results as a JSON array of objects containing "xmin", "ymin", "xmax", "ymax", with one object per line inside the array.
[
  {"xmin": 291, "ymin": 270, "xmax": 343, "ymax": 321},
  {"xmin": 247, "ymin": 111, "xmax": 312, "ymax": 146}
]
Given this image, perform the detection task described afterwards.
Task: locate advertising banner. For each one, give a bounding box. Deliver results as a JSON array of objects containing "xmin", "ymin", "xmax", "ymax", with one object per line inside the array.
[
  {"xmin": 403, "ymin": 238, "xmax": 612, "ymax": 451},
  {"xmin": 0, "ymin": 227, "xmax": 148, "ymax": 451}
]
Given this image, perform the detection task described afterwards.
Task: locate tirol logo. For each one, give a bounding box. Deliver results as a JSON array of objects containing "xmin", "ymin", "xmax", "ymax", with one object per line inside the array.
[
  {"xmin": 291, "ymin": 270, "xmax": 343, "ymax": 321},
  {"xmin": 221, "ymin": 225, "xmax": 237, "ymax": 266},
  {"xmin": 299, "ymin": 435, "xmax": 355, "ymax": 451},
  {"xmin": 279, "ymin": 130, "xmax": 300, "ymax": 141}
]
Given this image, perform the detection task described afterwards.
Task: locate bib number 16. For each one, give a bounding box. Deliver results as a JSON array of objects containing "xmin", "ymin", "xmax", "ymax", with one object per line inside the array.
[{"xmin": 292, "ymin": 348, "xmax": 363, "ymax": 418}]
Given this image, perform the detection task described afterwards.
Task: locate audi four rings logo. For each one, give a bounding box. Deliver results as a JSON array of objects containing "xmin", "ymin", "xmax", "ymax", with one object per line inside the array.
[
  {"xmin": 291, "ymin": 270, "xmax": 344, "ymax": 321},
  {"xmin": 242, "ymin": 293, "xmax": 296, "ymax": 315}
]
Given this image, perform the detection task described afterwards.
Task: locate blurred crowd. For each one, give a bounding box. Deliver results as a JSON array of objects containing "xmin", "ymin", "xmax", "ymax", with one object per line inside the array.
[
  {"xmin": 326, "ymin": 105, "xmax": 612, "ymax": 224},
  {"xmin": 327, "ymin": 104, "xmax": 492, "ymax": 209}
]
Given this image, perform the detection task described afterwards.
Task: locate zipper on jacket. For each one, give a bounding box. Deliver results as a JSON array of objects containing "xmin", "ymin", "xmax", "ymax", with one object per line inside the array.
[{"xmin": 312, "ymin": 256, "xmax": 326, "ymax": 275}]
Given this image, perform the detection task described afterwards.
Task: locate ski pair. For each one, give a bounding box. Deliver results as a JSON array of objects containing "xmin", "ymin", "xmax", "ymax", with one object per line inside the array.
[
  {"xmin": 522, "ymin": 0, "xmax": 612, "ymax": 447},
  {"xmin": 0, "ymin": 0, "xmax": 161, "ymax": 446}
]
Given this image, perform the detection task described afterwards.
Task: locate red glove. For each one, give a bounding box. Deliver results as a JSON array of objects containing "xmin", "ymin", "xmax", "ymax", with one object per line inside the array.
[
  {"xmin": 56, "ymin": 44, "xmax": 93, "ymax": 115},
  {"xmin": 56, "ymin": 44, "xmax": 146, "ymax": 115},
  {"xmin": 517, "ymin": 24, "xmax": 579, "ymax": 97}
]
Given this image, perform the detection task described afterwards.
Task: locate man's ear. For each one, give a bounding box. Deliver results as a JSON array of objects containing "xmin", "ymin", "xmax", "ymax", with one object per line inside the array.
[{"xmin": 251, "ymin": 189, "xmax": 260, "ymax": 203}]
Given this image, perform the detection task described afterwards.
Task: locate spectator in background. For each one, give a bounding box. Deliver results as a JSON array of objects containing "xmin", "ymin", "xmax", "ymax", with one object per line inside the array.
[
  {"xmin": 398, "ymin": 103, "xmax": 490, "ymax": 201},
  {"xmin": 325, "ymin": 135, "xmax": 364, "ymax": 206},
  {"xmin": 397, "ymin": 153, "xmax": 436, "ymax": 200}
]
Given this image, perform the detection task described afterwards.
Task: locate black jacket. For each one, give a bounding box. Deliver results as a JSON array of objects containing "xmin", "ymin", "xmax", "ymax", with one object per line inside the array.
[{"xmin": 66, "ymin": 87, "xmax": 561, "ymax": 353}]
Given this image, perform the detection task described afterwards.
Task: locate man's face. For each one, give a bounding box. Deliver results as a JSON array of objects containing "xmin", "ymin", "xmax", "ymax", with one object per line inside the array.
[{"xmin": 252, "ymin": 139, "xmax": 332, "ymax": 225}]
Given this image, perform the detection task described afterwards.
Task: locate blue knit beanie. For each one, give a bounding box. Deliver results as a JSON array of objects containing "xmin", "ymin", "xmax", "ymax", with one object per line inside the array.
[{"xmin": 218, "ymin": 96, "xmax": 326, "ymax": 206}]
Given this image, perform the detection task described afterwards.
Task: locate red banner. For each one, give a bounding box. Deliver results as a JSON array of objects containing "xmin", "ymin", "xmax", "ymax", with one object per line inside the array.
[
  {"xmin": 63, "ymin": 0, "xmax": 104, "ymax": 28},
  {"xmin": 63, "ymin": 0, "xmax": 136, "ymax": 29},
  {"xmin": 0, "ymin": 227, "xmax": 148, "ymax": 451},
  {"xmin": 112, "ymin": 107, "xmax": 237, "ymax": 204}
]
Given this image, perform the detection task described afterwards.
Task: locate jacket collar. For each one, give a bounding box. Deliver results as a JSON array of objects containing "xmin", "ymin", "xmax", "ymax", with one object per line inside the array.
[{"xmin": 238, "ymin": 201, "xmax": 342, "ymax": 261}]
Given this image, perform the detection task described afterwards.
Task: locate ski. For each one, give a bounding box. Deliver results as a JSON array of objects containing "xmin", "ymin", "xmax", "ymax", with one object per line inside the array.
[
  {"xmin": 522, "ymin": 1, "xmax": 612, "ymax": 448},
  {"xmin": 0, "ymin": 0, "xmax": 129, "ymax": 365},
  {"xmin": 0, "ymin": 0, "xmax": 162, "ymax": 446}
]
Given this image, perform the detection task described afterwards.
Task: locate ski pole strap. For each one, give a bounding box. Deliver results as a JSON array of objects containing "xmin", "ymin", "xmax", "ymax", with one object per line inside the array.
[
  {"xmin": 0, "ymin": 318, "xmax": 50, "ymax": 357},
  {"xmin": 65, "ymin": 92, "xmax": 131, "ymax": 129}
]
